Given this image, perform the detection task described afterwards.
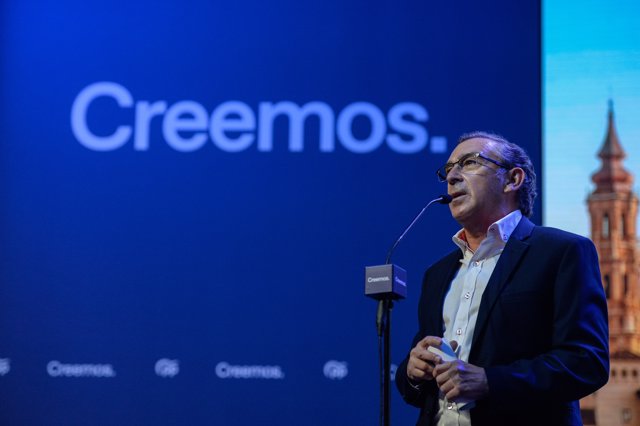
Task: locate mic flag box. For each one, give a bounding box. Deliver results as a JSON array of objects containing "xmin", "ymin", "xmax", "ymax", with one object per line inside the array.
[{"xmin": 365, "ymin": 264, "xmax": 407, "ymax": 300}]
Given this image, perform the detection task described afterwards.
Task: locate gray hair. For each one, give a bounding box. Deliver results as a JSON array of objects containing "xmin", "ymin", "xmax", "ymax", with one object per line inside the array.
[{"xmin": 458, "ymin": 131, "xmax": 537, "ymax": 218}]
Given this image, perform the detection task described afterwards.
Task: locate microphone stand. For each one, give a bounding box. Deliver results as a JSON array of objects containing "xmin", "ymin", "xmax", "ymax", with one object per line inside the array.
[
  {"xmin": 366, "ymin": 195, "xmax": 452, "ymax": 426},
  {"xmin": 380, "ymin": 298, "xmax": 392, "ymax": 426}
]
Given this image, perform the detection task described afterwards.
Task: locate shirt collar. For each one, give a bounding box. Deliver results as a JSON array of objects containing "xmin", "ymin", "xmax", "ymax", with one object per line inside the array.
[{"xmin": 452, "ymin": 210, "xmax": 523, "ymax": 255}]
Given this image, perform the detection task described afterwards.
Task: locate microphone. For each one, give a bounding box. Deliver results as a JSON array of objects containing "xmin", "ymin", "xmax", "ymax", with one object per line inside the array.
[
  {"xmin": 384, "ymin": 194, "xmax": 452, "ymax": 265},
  {"xmin": 364, "ymin": 194, "xmax": 452, "ymax": 301}
]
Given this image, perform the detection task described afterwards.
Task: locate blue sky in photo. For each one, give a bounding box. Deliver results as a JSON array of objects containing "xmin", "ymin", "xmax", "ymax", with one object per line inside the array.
[{"xmin": 544, "ymin": 0, "xmax": 640, "ymax": 236}]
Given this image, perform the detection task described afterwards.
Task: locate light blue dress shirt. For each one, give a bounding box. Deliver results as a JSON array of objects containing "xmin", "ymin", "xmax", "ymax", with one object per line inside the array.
[{"xmin": 435, "ymin": 210, "xmax": 522, "ymax": 426}]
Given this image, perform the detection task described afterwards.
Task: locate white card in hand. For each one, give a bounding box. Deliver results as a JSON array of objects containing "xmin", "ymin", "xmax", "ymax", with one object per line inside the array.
[{"xmin": 427, "ymin": 338, "xmax": 457, "ymax": 362}]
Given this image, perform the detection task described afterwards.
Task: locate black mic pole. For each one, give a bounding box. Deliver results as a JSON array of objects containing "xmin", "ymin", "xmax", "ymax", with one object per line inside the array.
[{"xmin": 365, "ymin": 194, "xmax": 452, "ymax": 426}]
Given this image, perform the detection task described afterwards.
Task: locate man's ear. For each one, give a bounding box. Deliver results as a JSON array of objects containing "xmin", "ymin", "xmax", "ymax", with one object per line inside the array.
[{"xmin": 504, "ymin": 167, "xmax": 525, "ymax": 193}]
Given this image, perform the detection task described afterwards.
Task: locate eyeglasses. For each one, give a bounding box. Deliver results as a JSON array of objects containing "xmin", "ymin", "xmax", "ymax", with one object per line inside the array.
[{"xmin": 436, "ymin": 152, "xmax": 511, "ymax": 182}]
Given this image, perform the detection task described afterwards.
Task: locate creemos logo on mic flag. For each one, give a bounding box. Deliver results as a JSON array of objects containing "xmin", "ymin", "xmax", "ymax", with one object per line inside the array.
[{"xmin": 70, "ymin": 82, "xmax": 448, "ymax": 154}]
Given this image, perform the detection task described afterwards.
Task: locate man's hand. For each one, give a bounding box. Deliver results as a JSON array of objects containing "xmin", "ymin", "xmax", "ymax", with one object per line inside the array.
[
  {"xmin": 433, "ymin": 359, "xmax": 489, "ymax": 402},
  {"xmin": 406, "ymin": 336, "xmax": 448, "ymax": 383}
]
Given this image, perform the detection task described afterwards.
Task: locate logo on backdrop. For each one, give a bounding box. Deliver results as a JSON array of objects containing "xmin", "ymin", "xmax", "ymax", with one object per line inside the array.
[
  {"xmin": 215, "ymin": 362, "xmax": 285, "ymax": 379},
  {"xmin": 0, "ymin": 358, "xmax": 10, "ymax": 376},
  {"xmin": 71, "ymin": 82, "xmax": 448, "ymax": 155},
  {"xmin": 47, "ymin": 361, "xmax": 116, "ymax": 378},
  {"xmin": 323, "ymin": 360, "xmax": 348, "ymax": 380},
  {"xmin": 155, "ymin": 358, "xmax": 180, "ymax": 378},
  {"xmin": 390, "ymin": 363, "xmax": 398, "ymax": 382}
]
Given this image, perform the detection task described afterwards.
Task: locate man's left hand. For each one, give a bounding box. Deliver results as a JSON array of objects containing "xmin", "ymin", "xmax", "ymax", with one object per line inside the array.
[{"xmin": 432, "ymin": 360, "xmax": 489, "ymax": 402}]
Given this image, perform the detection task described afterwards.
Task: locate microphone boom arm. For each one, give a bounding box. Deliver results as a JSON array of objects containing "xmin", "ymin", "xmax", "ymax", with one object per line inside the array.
[{"xmin": 384, "ymin": 194, "xmax": 452, "ymax": 264}]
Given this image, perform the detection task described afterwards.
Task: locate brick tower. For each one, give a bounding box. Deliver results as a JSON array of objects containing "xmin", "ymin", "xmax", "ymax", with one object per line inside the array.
[
  {"xmin": 588, "ymin": 101, "xmax": 640, "ymax": 355},
  {"xmin": 582, "ymin": 102, "xmax": 640, "ymax": 425}
]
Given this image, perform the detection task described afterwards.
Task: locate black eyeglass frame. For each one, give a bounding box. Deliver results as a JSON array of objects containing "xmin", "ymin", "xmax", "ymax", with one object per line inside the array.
[{"xmin": 436, "ymin": 152, "xmax": 512, "ymax": 182}]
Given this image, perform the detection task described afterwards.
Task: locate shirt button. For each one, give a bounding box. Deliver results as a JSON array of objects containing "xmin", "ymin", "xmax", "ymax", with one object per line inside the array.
[
  {"xmin": 456, "ymin": 329, "xmax": 462, "ymax": 335},
  {"xmin": 464, "ymin": 292, "xmax": 471, "ymax": 299},
  {"xmin": 447, "ymin": 402, "xmax": 455, "ymax": 410},
  {"xmin": 474, "ymin": 261, "xmax": 481, "ymax": 267}
]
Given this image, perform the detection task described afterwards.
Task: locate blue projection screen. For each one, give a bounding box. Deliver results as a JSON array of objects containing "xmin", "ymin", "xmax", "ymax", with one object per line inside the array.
[{"xmin": 0, "ymin": 1, "xmax": 541, "ymax": 424}]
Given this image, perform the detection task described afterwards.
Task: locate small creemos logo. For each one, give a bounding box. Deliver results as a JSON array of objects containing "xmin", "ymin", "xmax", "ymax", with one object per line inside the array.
[
  {"xmin": 46, "ymin": 361, "xmax": 116, "ymax": 378},
  {"xmin": 215, "ymin": 362, "xmax": 284, "ymax": 379}
]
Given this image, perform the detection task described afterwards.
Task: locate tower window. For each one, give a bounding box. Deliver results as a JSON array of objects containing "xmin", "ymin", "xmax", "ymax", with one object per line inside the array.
[
  {"xmin": 604, "ymin": 274, "xmax": 611, "ymax": 299},
  {"xmin": 602, "ymin": 213, "xmax": 610, "ymax": 239},
  {"xmin": 624, "ymin": 274, "xmax": 629, "ymax": 296}
]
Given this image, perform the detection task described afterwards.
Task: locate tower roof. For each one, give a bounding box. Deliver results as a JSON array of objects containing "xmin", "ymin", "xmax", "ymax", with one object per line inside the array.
[
  {"xmin": 591, "ymin": 101, "xmax": 633, "ymax": 193},
  {"xmin": 598, "ymin": 100, "xmax": 626, "ymax": 160}
]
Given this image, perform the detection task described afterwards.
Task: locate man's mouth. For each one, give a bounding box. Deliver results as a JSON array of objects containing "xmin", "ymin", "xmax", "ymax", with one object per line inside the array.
[{"xmin": 449, "ymin": 191, "xmax": 466, "ymax": 200}]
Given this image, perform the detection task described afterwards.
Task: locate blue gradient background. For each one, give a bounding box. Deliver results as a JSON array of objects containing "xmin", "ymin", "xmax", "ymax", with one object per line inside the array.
[{"xmin": 0, "ymin": 1, "xmax": 540, "ymax": 424}]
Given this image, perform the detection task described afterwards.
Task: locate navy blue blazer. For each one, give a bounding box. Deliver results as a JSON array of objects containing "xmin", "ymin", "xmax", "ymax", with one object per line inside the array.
[{"xmin": 396, "ymin": 217, "xmax": 609, "ymax": 426}]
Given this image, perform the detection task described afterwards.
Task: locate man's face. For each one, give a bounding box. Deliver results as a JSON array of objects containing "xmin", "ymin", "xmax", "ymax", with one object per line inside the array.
[{"xmin": 445, "ymin": 138, "xmax": 509, "ymax": 229}]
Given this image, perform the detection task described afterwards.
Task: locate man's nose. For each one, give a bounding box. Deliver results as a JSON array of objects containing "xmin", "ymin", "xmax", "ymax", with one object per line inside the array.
[{"xmin": 446, "ymin": 164, "xmax": 463, "ymax": 184}]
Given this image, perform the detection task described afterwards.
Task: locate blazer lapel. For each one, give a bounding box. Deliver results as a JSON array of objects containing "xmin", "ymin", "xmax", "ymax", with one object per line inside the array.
[{"xmin": 470, "ymin": 217, "xmax": 535, "ymax": 348}]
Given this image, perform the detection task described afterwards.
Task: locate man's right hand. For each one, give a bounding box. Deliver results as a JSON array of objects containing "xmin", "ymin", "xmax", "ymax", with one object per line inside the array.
[{"xmin": 406, "ymin": 336, "xmax": 448, "ymax": 383}]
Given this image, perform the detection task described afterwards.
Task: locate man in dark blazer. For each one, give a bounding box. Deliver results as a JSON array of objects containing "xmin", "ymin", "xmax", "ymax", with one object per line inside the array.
[{"xmin": 396, "ymin": 132, "xmax": 609, "ymax": 426}]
